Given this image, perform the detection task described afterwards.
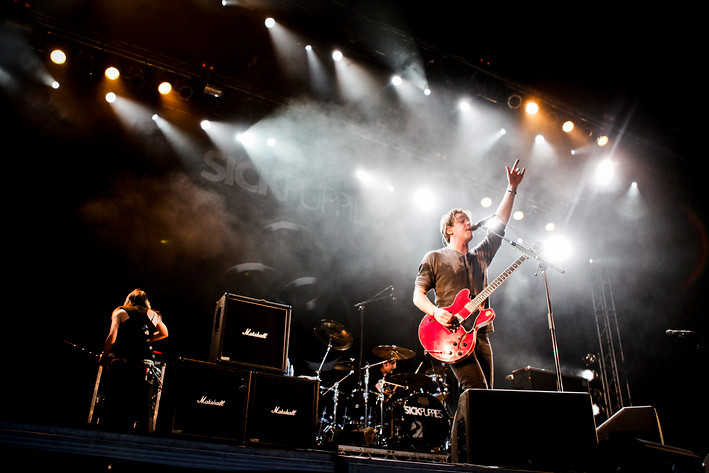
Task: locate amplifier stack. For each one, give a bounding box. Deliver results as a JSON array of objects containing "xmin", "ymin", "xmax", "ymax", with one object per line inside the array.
[{"xmin": 158, "ymin": 294, "xmax": 318, "ymax": 449}]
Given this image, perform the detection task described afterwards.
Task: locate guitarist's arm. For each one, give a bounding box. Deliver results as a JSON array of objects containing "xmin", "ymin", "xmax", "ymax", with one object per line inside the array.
[
  {"xmin": 495, "ymin": 159, "xmax": 525, "ymax": 225},
  {"xmin": 413, "ymin": 286, "xmax": 453, "ymax": 327}
]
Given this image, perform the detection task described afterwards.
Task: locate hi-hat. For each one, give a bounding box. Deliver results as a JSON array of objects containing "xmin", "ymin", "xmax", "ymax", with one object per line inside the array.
[
  {"xmin": 314, "ymin": 319, "xmax": 353, "ymax": 351},
  {"xmin": 372, "ymin": 345, "xmax": 415, "ymax": 360}
]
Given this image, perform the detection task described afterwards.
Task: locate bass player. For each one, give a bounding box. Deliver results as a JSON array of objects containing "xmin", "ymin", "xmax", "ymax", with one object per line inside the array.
[{"xmin": 412, "ymin": 159, "xmax": 525, "ymax": 393}]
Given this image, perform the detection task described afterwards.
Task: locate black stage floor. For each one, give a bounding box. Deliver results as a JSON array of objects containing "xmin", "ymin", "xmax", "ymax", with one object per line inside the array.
[{"xmin": 1, "ymin": 421, "xmax": 706, "ymax": 473}]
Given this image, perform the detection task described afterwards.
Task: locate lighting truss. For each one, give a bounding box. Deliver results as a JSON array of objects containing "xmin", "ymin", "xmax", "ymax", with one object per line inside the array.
[{"xmin": 590, "ymin": 261, "xmax": 632, "ymax": 419}]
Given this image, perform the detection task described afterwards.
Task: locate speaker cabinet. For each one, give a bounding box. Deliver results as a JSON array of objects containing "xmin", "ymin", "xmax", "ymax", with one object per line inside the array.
[
  {"xmin": 209, "ymin": 293, "xmax": 291, "ymax": 373},
  {"xmin": 245, "ymin": 372, "xmax": 319, "ymax": 449},
  {"xmin": 167, "ymin": 358, "xmax": 251, "ymax": 441},
  {"xmin": 451, "ymin": 388, "xmax": 598, "ymax": 470},
  {"xmin": 510, "ymin": 366, "xmax": 589, "ymax": 393},
  {"xmin": 596, "ymin": 406, "xmax": 664, "ymax": 444}
]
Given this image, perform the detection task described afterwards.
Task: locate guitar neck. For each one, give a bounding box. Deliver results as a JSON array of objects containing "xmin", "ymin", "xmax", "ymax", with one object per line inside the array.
[{"xmin": 467, "ymin": 255, "xmax": 528, "ymax": 310}]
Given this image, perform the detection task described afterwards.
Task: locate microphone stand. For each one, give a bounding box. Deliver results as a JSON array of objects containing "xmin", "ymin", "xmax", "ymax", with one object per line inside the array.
[
  {"xmin": 353, "ymin": 285, "xmax": 395, "ymax": 427},
  {"xmin": 486, "ymin": 227, "xmax": 566, "ymax": 391}
]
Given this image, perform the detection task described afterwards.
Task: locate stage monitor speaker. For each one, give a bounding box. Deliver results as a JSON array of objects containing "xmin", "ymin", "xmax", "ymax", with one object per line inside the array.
[
  {"xmin": 167, "ymin": 358, "xmax": 250, "ymax": 442},
  {"xmin": 209, "ymin": 293, "xmax": 291, "ymax": 373},
  {"xmin": 451, "ymin": 388, "xmax": 598, "ymax": 470},
  {"xmin": 245, "ymin": 372, "xmax": 319, "ymax": 449},
  {"xmin": 510, "ymin": 366, "xmax": 589, "ymax": 393},
  {"xmin": 596, "ymin": 406, "xmax": 664, "ymax": 444}
]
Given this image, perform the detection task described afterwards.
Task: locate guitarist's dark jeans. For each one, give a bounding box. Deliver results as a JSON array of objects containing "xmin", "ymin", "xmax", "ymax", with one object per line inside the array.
[{"xmin": 450, "ymin": 331, "xmax": 493, "ymax": 391}]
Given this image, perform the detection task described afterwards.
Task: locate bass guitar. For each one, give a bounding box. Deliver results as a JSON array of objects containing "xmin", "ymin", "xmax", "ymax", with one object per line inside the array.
[{"xmin": 418, "ymin": 254, "xmax": 528, "ymax": 363}]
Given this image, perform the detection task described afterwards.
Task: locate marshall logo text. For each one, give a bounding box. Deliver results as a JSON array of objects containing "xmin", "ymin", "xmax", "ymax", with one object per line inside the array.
[
  {"xmin": 271, "ymin": 406, "xmax": 297, "ymax": 416},
  {"xmin": 197, "ymin": 396, "xmax": 227, "ymax": 407},
  {"xmin": 242, "ymin": 328, "xmax": 268, "ymax": 339}
]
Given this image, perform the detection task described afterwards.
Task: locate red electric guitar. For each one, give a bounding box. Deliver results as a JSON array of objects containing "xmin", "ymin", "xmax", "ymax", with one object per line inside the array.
[{"xmin": 418, "ymin": 254, "xmax": 528, "ymax": 363}]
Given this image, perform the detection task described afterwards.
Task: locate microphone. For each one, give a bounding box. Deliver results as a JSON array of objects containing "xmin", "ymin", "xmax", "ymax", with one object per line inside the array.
[
  {"xmin": 471, "ymin": 215, "xmax": 497, "ymax": 231},
  {"xmin": 666, "ymin": 329, "xmax": 695, "ymax": 337}
]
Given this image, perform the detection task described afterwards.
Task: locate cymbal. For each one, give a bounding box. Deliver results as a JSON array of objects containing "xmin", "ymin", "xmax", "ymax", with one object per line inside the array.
[
  {"xmin": 388, "ymin": 373, "xmax": 431, "ymax": 390},
  {"xmin": 372, "ymin": 345, "xmax": 416, "ymax": 360},
  {"xmin": 313, "ymin": 319, "xmax": 353, "ymax": 351},
  {"xmin": 334, "ymin": 360, "xmax": 356, "ymax": 371}
]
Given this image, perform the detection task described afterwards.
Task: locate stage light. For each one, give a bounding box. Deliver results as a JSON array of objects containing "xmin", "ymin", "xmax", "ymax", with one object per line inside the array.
[
  {"xmin": 157, "ymin": 81, "xmax": 172, "ymax": 95},
  {"xmin": 507, "ymin": 94, "xmax": 522, "ymax": 109},
  {"xmin": 236, "ymin": 131, "xmax": 255, "ymax": 146},
  {"xmin": 525, "ymin": 101, "xmax": 539, "ymax": 115},
  {"xmin": 49, "ymin": 49, "xmax": 66, "ymax": 65},
  {"xmin": 356, "ymin": 169, "xmax": 372, "ymax": 183},
  {"xmin": 595, "ymin": 158, "xmax": 615, "ymax": 183},
  {"xmin": 513, "ymin": 210, "xmax": 524, "ymax": 221},
  {"xmin": 535, "ymin": 134, "xmax": 545, "ymax": 144},
  {"xmin": 481, "ymin": 197, "xmax": 492, "ymax": 208},
  {"xmin": 265, "ymin": 17, "xmax": 276, "ymax": 28},
  {"xmin": 543, "ymin": 234, "xmax": 572, "ymax": 262},
  {"xmin": 332, "ymin": 50, "xmax": 343, "ymax": 61},
  {"xmin": 203, "ymin": 84, "xmax": 224, "ymax": 97},
  {"xmin": 459, "ymin": 100, "xmax": 470, "ymax": 112},
  {"xmin": 545, "ymin": 222, "xmax": 556, "ymax": 232},
  {"xmin": 597, "ymin": 135, "xmax": 609, "ymax": 146},
  {"xmin": 413, "ymin": 188, "xmax": 435, "ymax": 211},
  {"xmin": 266, "ymin": 138, "xmax": 276, "ymax": 147},
  {"xmin": 104, "ymin": 66, "xmax": 120, "ymax": 80},
  {"xmin": 562, "ymin": 120, "xmax": 574, "ymax": 132},
  {"xmin": 391, "ymin": 75, "xmax": 402, "ymax": 86},
  {"xmin": 500, "ymin": 128, "xmax": 507, "ymax": 135},
  {"xmin": 177, "ymin": 82, "xmax": 194, "ymax": 101},
  {"xmin": 105, "ymin": 92, "xmax": 116, "ymax": 103},
  {"xmin": 126, "ymin": 65, "xmax": 146, "ymax": 89},
  {"xmin": 305, "ymin": 44, "xmax": 312, "ymax": 51},
  {"xmin": 200, "ymin": 119, "xmax": 211, "ymax": 130},
  {"xmin": 423, "ymin": 87, "xmax": 431, "ymax": 96},
  {"xmin": 51, "ymin": 81, "xmax": 60, "ymax": 89}
]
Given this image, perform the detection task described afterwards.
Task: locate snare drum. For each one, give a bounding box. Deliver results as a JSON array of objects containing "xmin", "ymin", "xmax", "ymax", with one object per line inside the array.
[{"xmin": 387, "ymin": 392, "xmax": 449, "ymax": 451}]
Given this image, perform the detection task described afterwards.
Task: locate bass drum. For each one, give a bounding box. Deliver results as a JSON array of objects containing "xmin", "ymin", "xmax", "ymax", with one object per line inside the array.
[{"xmin": 387, "ymin": 392, "xmax": 449, "ymax": 452}]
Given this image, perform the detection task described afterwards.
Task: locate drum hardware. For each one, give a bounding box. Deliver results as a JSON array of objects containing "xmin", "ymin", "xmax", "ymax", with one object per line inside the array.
[
  {"xmin": 313, "ymin": 319, "xmax": 353, "ymax": 381},
  {"xmin": 387, "ymin": 373, "xmax": 431, "ymax": 391},
  {"xmin": 372, "ymin": 345, "xmax": 416, "ymax": 360}
]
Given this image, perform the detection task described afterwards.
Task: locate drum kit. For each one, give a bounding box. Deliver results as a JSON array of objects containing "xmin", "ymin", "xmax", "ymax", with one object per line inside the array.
[{"xmin": 312, "ymin": 319, "xmax": 452, "ymax": 452}]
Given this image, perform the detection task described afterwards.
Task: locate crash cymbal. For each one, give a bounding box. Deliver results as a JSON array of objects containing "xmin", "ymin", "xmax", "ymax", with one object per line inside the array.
[
  {"xmin": 372, "ymin": 345, "xmax": 416, "ymax": 360},
  {"xmin": 314, "ymin": 319, "xmax": 353, "ymax": 351},
  {"xmin": 388, "ymin": 373, "xmax": 431, "ymax": 390},
  {"xmin": 334, "ymin": 360, "xmax": 356, "ymax": 371}
]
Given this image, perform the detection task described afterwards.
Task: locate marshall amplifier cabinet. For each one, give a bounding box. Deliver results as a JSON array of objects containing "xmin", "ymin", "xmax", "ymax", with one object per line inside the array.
[
  {"xmin": 245, "ymin": 372, "xmax": 319, "ymax": 449},
  {"xmin": 209, "ymin": 293, "xmax": 291, "ymax": 373},
  {"xmin": 166, "ymin": 358, "xmax": 251, "ymax": 441}
]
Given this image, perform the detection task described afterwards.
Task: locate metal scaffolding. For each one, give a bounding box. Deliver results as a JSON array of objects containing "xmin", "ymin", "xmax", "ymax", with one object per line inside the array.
[{"xmin": 590, "ymin": 262, "xmax": 632, "ymax": 419}]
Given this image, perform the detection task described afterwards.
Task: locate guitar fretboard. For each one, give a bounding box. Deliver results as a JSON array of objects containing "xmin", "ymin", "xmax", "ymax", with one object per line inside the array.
[{"xmin": 465, "ymin": 255, "xmax": 528, "ymax": 312}]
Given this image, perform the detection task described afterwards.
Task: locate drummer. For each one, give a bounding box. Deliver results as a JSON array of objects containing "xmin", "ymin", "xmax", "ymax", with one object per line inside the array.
[{"xmin": 375, "ymin": 359, "xmax": 397, "ymax": 397}]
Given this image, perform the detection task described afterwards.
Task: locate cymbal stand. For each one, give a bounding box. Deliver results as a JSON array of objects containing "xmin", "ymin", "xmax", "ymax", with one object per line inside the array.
[
  {"xmin": 315, "ymin": 336, "xmax": 334, "ymax": 381},
  {"xmin": 354, "ymin": 286, "xmax": 395, "ymax": 424}
]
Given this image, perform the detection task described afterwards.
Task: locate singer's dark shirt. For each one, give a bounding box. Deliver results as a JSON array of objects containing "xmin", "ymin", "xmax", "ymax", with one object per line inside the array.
[{"xmin": 415, "ymin": 228, "xmax": 503, "ymax": 332}]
